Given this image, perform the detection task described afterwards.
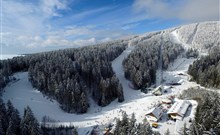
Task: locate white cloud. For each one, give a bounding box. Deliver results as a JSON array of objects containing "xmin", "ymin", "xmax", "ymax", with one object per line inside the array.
[
  {"xmin": 68, "ymin": 6, "xmax": 115, "ymax": 20},
  {"xmin": 64, "ymin": 25, "xmax": 95, "ymax": 36},
  {"xmin": 2, "ymin": 0, "xmax": 69, "ymax": 35},
  {"xmin": 179, "ymin": 0, "xmax": 220, "ymax": 21},
  {"xmin": 133, "ymin": 0, "xmax": 219, "ymax": 22},
  {"xmin": 41, "ymin": 0, "xmax": 68, "ymax": 16},
  {"xmin": 73, "ymin": 38, "xmax": 97, "ymax": 46},
  {"xmin": 1, "ymin": 1, "xmax": 133, "ymax": 54},
  {"xmin": 1, "ymin": 30, "xmax": 114, "ymax": 54},
  {"xmin": 17, "ymin": 35, "xmax": 97, "ymax": 48},
  {"xmin": 122, "ymin": 23, "xmax": 140, "ymax": 30},
  {"xmin": 1, "ymin": 0, "xmax": 71, "ymax": 54},
  {"xmin": 47, "ymin": 24, "xmax": 130, "ymax": 41}
]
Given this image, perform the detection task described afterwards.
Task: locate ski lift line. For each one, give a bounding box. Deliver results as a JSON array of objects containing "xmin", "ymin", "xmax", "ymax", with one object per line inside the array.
[
  {"xmin": 171, "ymin": 59, "xmax": 186, "ymax": 71},
  {"xmin": 156, "ymin": 32, "xmax": 164, "ymax": 86}
]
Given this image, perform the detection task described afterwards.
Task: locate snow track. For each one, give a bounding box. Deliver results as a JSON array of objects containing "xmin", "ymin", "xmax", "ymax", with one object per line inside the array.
[
  {"xmin": 170, "ymin": 29, "xmax": 190, "ymax": 50},
  {"xmin": 111, "ymin": 46, "xmax": 143, "ymax": 100},
  {"xmin": 186, "ymin": 23, "xmax": 199, "ymax": 45}
]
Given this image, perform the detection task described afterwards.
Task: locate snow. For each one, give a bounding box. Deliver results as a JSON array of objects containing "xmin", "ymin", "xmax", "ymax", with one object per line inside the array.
[
  {"xmin": 170, "ymin": 30, "xmax": 190, "ymax": 50},
  {"xmin": 2, "ymin": 46, "xmax": 162, "ymax": 134},
  {"xmin": 174, "ymin": 100, "xmax": 197, "ymax": 134},
  {"xmin": 145, "ymin": 107, "xmax": 163, "ymax": 121},
  {"xmin": 175, "ymin": 21, "xmax": 220, "ymax": 53},
  {"xmin": 111, "ymin": 45, "xmax": 144, "ymax": 100},
  {"xmin": 3, "ymin": 44, "xmax": 199, "ymax": 135},
  {"xmin": 0, "ymin": 54, "xmax": 23, "ymax": 60},
  {"xmin": 167, "ymin": 100, "xmax": 191, "ymax": 119},
  {"xmin": 3, "ymin": 24, "xmax": 215, "ymax": 134}
]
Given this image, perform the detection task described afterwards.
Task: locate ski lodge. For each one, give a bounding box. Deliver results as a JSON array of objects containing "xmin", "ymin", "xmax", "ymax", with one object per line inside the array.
[
  {"xmin": 145, "ymin": 107, "xmax": 163, "ymax": 122},
  {"xmin": 167, "ymin": 100, "xmax": 191, "ymax": 120}
]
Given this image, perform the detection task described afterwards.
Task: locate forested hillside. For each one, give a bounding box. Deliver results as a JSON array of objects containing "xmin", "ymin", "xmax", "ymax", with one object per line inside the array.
[
  {"xmin": 123, "ymin": 32, "xmax": 184, "ymax": 89},
  {"xmin": 0, "ymin": 40, "xmax": 127, "ymax": 113},
  {"xmin": 180, "ymin": 87, "xmax": 220, "ymax": 134},
  {"xmin": 0, "ymin": 99, "xmax": 42, "ymax": 135},
  {"xmin": 176, "ymin": 21, "xmax": 220, "ymax": 50},
  {"xmin": 0, "ymin": 99, "xmax": 77, "ymax": 135},
  {"xmin": 188, "ymin": 47, "xmax": 220, "ymax": 88},
  {"xmin": 0, "ymin": 56, "xmax": 28, "ymax": 93}
]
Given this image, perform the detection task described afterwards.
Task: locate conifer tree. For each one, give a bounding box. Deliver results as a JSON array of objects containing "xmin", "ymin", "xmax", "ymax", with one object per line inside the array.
[
  {"xmin": 0, "ymin": 99, "xmax": 8, "ymax": 133},
  {"xmin": 0, "ymin": 120, "xmax": 4, "ymax": 135},
  {"xmin": 20, "ymin": 106, "xmax": 42, "ymax": 135},
  {"xmin": 72, "ymin": 128, "xmax": 78, "ymax": 135}
]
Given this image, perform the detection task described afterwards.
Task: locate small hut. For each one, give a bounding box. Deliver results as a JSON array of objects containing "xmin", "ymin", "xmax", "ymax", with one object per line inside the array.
[
  {"xmin": 152, "ymin": 85, "xmax": 163, "ymax": 96},
  {"xmin": 162, "ymin": 99, "xmax": 172, "ymax": 104}
]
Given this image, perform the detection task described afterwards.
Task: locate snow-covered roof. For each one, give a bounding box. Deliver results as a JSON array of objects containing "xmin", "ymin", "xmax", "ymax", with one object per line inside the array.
[
  {"xmin": 146, "ymin": 107, "xmax": 163, "ymax": 120},
  {"xmin": 152, "ymin": 85, "xmax": 163, "ymax": 95},
  {"xmin": 162, "ymin": 99, "xmax": 172, "ymax": 104},
  {"xmin": 167, "ymin": 100, "xmax": 191, "ymax": 118}
]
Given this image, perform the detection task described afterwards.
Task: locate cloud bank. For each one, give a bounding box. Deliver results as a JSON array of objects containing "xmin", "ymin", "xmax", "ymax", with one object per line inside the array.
[
  {"xmin": 1, "ymin": 0, "xmax": 128, "ymax": 54},
  {"xmin": 133, "ymin": 0, "xmax": 219, "ymax": 22}
]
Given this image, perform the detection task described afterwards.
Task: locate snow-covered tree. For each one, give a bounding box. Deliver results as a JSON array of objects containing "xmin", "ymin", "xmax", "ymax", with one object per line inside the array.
[{"xmin": 20, "ymin": 106, "xmax": 42, "ymax": 135}]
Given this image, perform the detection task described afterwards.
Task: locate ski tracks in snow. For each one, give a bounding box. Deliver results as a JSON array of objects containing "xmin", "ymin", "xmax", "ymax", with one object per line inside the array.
[
  {"xmin": 170, "ymin": 23, "xmax": 199, "ymax": 50},
  {"xmin": 186, "ymin": 23, "xmax": 199, "ymax": 45}
]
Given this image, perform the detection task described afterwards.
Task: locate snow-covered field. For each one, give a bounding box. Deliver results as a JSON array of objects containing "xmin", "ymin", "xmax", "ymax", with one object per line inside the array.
[
  {"xmin": 2, "ymin": 51, "xmax": 199, "ymax": 134},
  {"xmin": 2, "ymin": 53, "xmax": 199, "ymax": 135},
  {"xmin": 3, "ymin": 23, "xmax": 217, "ymax": 134}
]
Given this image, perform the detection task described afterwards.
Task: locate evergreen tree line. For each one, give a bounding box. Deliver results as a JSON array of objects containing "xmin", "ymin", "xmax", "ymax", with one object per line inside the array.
[
  {"xmin": 0, "ymin": 99, "xmax": 42, "ymax": 135},
  {"xmin": 188, "ymin": 47, "xmax": 220, "ymax": 88},
  {"xmin": 0, "ymin": 40, "xmax": 127, "ymax": 113},
  {"xmin": 113, "ymin": 112, "xmax": 161, "ymax": 135},
  {"xmin": 0, "ymin": 51, "xmax": 41, "ymax": 93},
  {"xmin": 0, "ymin": 99, "xmax": 79, "ymax": 135},
  {"xmin": 41, "ymin": 125, "xmax": 78, "ymax": 135},
  {"xmin": 0, "ymin": 55, "xmax": 28, "ymax": 92},
  {"xmin": 185, "ymin": 48, "xmax": 199, "ymax": 58},
  {"xmin": 123, "ymin": 33, "xmax": 184, "ymax": 89},
  {"xmin": 179, "ymin": 87, "xmax": 220, "ymax": 135},
  {"xmin": 28, "ymin": 41, "xmax": 126, "ymax": 113}
]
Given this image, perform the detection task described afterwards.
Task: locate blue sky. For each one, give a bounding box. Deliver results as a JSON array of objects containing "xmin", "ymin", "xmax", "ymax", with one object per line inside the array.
[{"xmin": 1, "ymin": 0, "xmax": 219, "ymax": 54}]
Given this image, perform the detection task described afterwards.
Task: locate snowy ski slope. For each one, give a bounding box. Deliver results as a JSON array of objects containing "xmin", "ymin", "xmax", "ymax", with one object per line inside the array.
[{"xmin": 2, "ymin": 21, "xmax": 219, "ymax": 134}]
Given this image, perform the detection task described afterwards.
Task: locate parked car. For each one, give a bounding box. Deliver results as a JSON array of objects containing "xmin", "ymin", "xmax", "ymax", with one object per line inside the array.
[{"xmin": 152, "ymin": 122, "xmax": 159, "ymax": 128}]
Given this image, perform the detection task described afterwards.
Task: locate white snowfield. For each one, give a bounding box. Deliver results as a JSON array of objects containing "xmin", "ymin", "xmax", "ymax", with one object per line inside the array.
[
  {"xmin": 2, "ymin": 21, "xmax": 219, "ymax": 134},
  {"xmin": 0, "ymin": 54, "xmax": 23, "ymax": 60}
]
